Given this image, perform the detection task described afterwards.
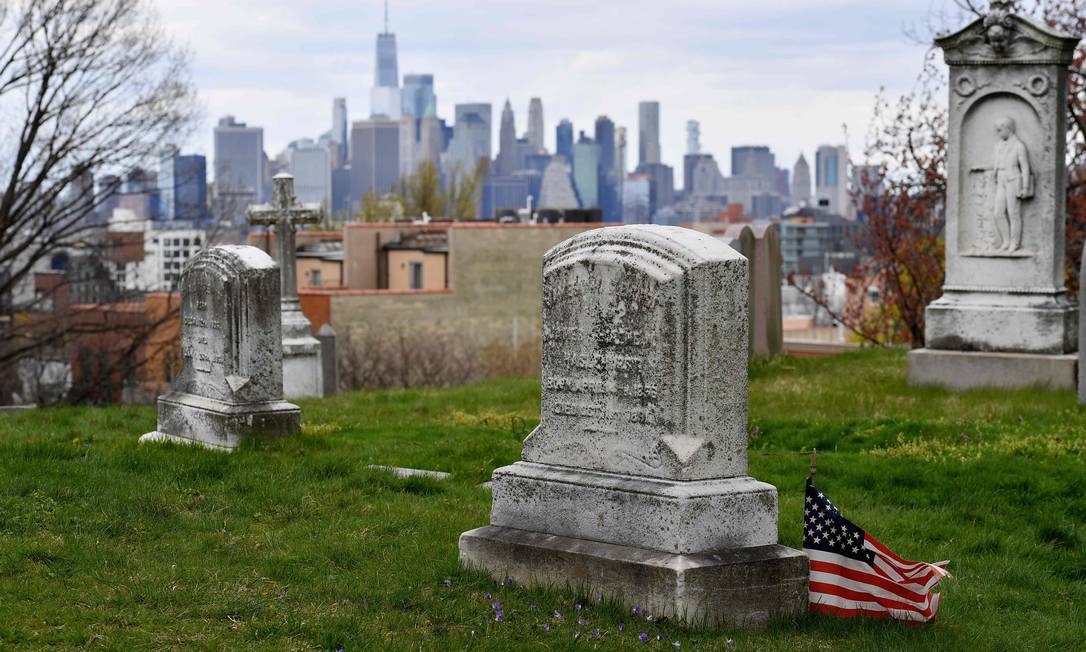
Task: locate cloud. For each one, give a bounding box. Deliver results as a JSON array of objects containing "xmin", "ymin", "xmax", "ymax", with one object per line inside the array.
[{"xmin": 151, "ymin": 0, "xmax": 944, "ymax": 183}]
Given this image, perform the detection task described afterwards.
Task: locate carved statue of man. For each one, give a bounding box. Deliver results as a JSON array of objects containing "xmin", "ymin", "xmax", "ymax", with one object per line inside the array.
[{"xmin": 991, "ymin": 116, "xmax": 1034, "ymax": 252}]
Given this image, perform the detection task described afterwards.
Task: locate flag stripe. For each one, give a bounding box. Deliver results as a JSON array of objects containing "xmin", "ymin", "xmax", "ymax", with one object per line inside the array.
[
  {"xmin": 810, "ymin": 592, "xmax": 941, "ymax": 623},
  {"xmin": 809, "ymin": 559, "xmax": 930, "ymax": 604},
  {"xmin": 809, "ymin": 581, "xmax": 936, "ymax": 619}
]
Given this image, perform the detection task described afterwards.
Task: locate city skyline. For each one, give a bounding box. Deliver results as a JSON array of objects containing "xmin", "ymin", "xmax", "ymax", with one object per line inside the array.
[{"xmin": 153, "ymin": 0, "xmax": 940, "ymax": 184}]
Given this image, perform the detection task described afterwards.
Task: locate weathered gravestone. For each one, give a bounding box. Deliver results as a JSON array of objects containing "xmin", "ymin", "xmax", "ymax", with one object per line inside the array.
[
  {"xmin": 316, "ymin": 323, "xmax": 338, "ymax": 397},
  {"xmin": 459, "ymin": 225, "xmax": 807, "ymax": 628},
  {"xmin": 908, "ymin": 2, "xmax": 1081, "ymax": 390},
  {"xmin": 140, "ymin": 245, "xmax": 300, "ymax": 451},
  {"xmin": 750, "ymin": 223, "xmax": 784, "ymax": 357},
  {"xmin": 722, "ymin": 224, "xmax": 756, "ymax": 356},
  {"xmin": 247, "ymin": 173, "xmax": 324, "ymax": 399}
]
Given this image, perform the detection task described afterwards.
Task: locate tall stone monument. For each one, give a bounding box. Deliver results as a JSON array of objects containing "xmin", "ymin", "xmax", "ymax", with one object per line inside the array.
[
  {"xmin": 141, "ymin": 246, "xmax": 301, "ymax": 451},
  {"xmin": 459, "ymin": 225, "xmax": 807, "ymax": 628},
  {"xmin": 908, "ymin": 1, "xmax": 1081, "ymax": 390},
  {"xmin": 247, "ymin": 173, "xmax": 323, "ymax": 398}
]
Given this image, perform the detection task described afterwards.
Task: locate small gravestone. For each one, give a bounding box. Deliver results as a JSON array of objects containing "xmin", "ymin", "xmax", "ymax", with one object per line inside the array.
[
  {"xmin": 722, "ymin": 224, "xmax": 756, "ymax": 356},
  {"xmin": 909, "ymin": 2, "xmax": 1080, "ymax": 390},
  {"xmin": 750, "ymin": 223, "xmax": 784, "ymax": 357},
  {"xmin": 459, "ymin": 225, "xmax": 806, "ymax": 628},
  {"xmin": 140, "ymin": 245, "xmax": 300, "ymax": 451},
  {"xmin": 316, "ymin": 323, "xmax": 338, "ymax": 397}
]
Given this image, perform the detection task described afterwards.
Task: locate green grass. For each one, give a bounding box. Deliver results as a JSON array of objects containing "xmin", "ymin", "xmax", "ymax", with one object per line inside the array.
[{"xmin": 0, "ymin": 349, "xmax": 1083, "ymax": 650}]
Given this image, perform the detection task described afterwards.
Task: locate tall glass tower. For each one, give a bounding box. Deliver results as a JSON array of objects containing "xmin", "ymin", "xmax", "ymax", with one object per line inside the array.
[{"xmin": 370, "ymin": 2, "xmax": 401, "ymax": 119}]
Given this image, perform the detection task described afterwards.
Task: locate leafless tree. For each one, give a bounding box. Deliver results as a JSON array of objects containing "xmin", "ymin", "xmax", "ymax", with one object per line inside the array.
[{"xmin": 0, "ymin": 0, "xmax": 199, "ymax": 402}]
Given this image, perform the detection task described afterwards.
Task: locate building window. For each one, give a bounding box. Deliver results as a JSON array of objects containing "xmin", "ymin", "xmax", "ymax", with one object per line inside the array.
[
  {"xmin": 409, "ymin": 262, "xmax": 423, "ymax": 290},
  {"xmin": 310, "ymin": 269, "xmax": 322, "ymax": 287}
]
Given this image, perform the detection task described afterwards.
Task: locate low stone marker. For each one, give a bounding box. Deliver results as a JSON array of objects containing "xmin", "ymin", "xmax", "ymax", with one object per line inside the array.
[
  {"xmin": 141, "ymin": 245, "xmax": 301, "ymax": 451},
  {"xmin": 316, "ymin": 323, "xmax": 338, "ymax": 397},
  {"xmin": 459, "ymin": 225, "xmax": 807, "ymax": 628}
]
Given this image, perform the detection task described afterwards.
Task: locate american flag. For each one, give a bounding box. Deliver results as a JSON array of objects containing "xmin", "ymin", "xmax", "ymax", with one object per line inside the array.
[{"xmin": 803, "ymin": 478, "xmax": 950, "ymax": 623}]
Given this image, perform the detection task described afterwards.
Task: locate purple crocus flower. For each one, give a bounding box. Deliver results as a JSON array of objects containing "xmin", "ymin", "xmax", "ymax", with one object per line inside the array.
[
  {"xmin": 442, "ymin": 578, "xmax": 451, "ymax": 587},
  {"xmin": 529, "ymin": 603, "xmax": 537, "ymax": 610},
  {"xmin": 492, "ymin": 600, "xmax": 501, "ymax": 611},
  {"xmin": 657, "ymin": 634, "xmax": 664, "ymax": 641},
  {"xmin": 494, "ymin": 610, "xmax": 504, "ymax": 623},
  {"xmin": 578, "ymin": 617, "xmax": 586, "ymax": 626},
  {"xmin": 543, "ymin": 623, "xmax": 551, "ymax": 632},
  {"xmin": 575, "ymin": 603, "xmax": 582, "ymax": 612},
  {"xmin": 592, "ymin": 628, "xmax": 599, "ymax": 637},
  {"xmin": 633, "ymin": 605, "xmax": 641, "ymax": 615},
  {"xmin": 484, "ymin": 593, "xmax": 492, "ymax": 601},
  {"xmin": 619, "ymin": 623, "xmax": 625, "ymax": 632},
  {"xmin": 639, "ymin": 632, "xmax": 649, "ymax": 643},
  {"xmin": 726, "ymin": 638, "xmax": 735, "ymax": 647}
]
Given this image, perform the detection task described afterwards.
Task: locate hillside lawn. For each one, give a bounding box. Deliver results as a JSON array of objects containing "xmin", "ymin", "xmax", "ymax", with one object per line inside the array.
[{"xmin": 0, "ymin": 349, "xmax": 1084, "ymax": 650}]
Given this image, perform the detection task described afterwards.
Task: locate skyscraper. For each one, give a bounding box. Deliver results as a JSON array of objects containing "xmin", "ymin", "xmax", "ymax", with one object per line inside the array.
[
  {"xmin": 213, "ymin": 115, "xmax": 265, "ymax": 224},
  {"xmin": 350, "ymin": 118, "xmax": 401, "ymax": 206},
  {"xmin": 815, "ymin": 144, "xmax": 850, "ymax": 215},
  {"xmin": 538, "ymin": 157, "xmax": 579, "ymax": 209},
  {"xmin": 332, "ymin": 98, "xmax": 348, "ymax": 168},
  {"xmin": 556, "ymin": 119, "xmax": 573, "ymax": 161},
  {"xmin": 595, "ymin": 116, "xmax": 618, "ymax": 220},
  {"xmin": 402, "ymin": 74, "xmax": 436, "ymax": 119},
  {"xmin": 792, "ymin": 154, "xmax": 811, "ymax": 206},
  {"xmin": 496, "ymin": 99, "xmax": 518, "ymax": 176},
  {"xmin": 638, "ymin": 101, "xmax": 661, "ymax": 166},
  {"xmin": 289, "ymin": 140, "xmax": 332, "ymax": 207},
  {"xmin": 526, "ymin": 98, "xmax": 544, "ymax": 153},
  {"xmin": 572, "ymin": 132, "xmax": 600, "ymax": 208},
  {"xmin": 370, "ymin": 4, "xmax": 401, "ymax": 119},
  {"xmin": 686, "ymin": 120, "xmax": 701, "ymax": 155},
  {"xmin": 445, "ymin": 103, "xmax": 492, "ymax": 172},
  {"xmin": 159, "ymin": 148, "xmax": 208, "ymax": 224},
  {"xmin": 731, "ymin": 146, "xmax": 776, "ymax": 178}
]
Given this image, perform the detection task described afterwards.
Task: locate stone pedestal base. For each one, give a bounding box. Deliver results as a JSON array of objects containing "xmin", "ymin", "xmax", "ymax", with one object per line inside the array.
[
  {"xmin": 140, "ymin": 392, "xmax": 300, "ymax": 451},
  {"xmin": 283, "ymin": 337, "xmax": 323, "ymax": 399},
  {"xmin": 281, "ymin": 301, "xmax": 323, "ymax": 399},
  {"xmin": 907, "ymin": 348, "xmax": 1077, "ymax": 391},
  {"xmin": 491, "ymin": 462, "xmax": 778, "ymax": 554},
  {"xmin": 459, "ymin": 525, "xmax": 807, "ymax": 628},
  {"xmin": 925, "ymin": 298, "xmax": 1076, "ymax": 354}
]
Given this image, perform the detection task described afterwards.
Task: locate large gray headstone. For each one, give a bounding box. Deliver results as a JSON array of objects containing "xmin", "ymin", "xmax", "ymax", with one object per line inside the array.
[
  {"xmin": 460, "ymin": 225, "xmax": 806, "ymax": 628},
  {"xmin": 141, "ymin": 245, "xmax": 300, "ymax": 451},
  {"xmin": 523, "ymin": 225, "xmax": 749, "ymax": 481}
]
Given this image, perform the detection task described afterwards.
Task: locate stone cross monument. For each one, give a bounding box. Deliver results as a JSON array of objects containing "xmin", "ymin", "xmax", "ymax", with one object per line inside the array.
[
  {"xmin": 908, "ymin": 1, "xmax": 1081, "ymax": 391},
  {"xmin": 459, "ymin": 225, "xmax": 807, "ymax": 628},
  {"xmin": 141, "ymin": 245, "xmax": 301, "ymax": 451},
  {"xmin": 247, "ymin": 173, "xmax": 324, "ymax": 398}
]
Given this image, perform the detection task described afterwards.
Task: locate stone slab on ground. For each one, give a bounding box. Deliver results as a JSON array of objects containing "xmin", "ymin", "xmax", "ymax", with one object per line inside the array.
[
  {"xmin": 368, "ymin": 465, "xmax": 450, "ymax": 480},
  {"xmin": 907, "ymin": 348, "xmax": 1076, "ymax": 391},
  {"xmin": 459, "ymin": 525, "xmax": 808, "ymax": 629}
]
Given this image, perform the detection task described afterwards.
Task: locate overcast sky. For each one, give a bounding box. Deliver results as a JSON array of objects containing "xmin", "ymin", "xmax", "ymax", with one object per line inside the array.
[{"xmin": 153, "ymin": 0, "xmax": 959, "ymax": 183}]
